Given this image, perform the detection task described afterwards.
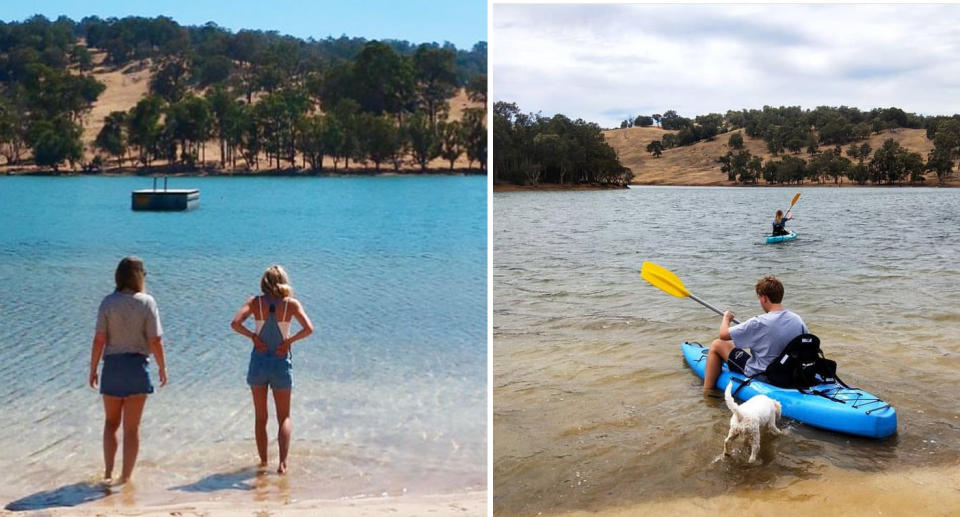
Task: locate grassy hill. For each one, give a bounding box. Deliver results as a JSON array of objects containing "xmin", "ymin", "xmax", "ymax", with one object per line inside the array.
[
  {"xmin": 602, "ymin": 125, "xmax": 957, "ymax": 186},
  {"xmin": 68, "ymin": 49, "xmax": 483, "ymax": 172}
]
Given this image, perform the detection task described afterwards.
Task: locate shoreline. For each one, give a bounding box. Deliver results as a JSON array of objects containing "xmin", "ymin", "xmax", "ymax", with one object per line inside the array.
[
  {"xmin": 1, "ymin": 168, "xmax": 488, "ymax": 178},
  {"xmin": 494, "ymin": 180, "xmax": 959, "ymax": 190},
  {"xmin": 493, "ymin": 183, "xmax": 628, "ymax": 192},
  {"xmin": 2, "ymin": 490, "xmax": 487, "ymax": 517},
  {"xmin": 630, "ymin": 180, "xmax": 959, "ymax": 188}
]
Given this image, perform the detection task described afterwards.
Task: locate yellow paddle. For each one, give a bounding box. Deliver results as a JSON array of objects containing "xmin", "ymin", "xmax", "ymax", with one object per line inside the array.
[
  {"xmin": 787, "ymin": 192, "xmax": 801, "ymax": 213},
  {"xmin": 640, "ymin": 261, "xmax": 740, "ymax": 324}
]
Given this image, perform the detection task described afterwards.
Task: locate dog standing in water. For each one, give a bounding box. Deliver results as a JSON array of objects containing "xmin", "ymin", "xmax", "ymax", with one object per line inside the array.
[{"xmin": 722, "ymin": 382, "xmax": 782, "ymax": 462}]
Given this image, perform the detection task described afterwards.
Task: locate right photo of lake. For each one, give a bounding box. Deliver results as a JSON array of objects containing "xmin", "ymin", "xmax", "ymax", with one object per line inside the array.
[{"xmin": 492, "ymin": 3, "xmax": 960, "ymax": 516}]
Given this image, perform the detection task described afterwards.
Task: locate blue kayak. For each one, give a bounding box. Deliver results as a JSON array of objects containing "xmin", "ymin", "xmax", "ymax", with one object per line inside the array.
[
  {"xmin": 682, "ymin": 341, "xmax": 896, "ymax": 438},
  {"xmin": 765, "ymin": 231, "xmax": 797, "ymax": 244}
]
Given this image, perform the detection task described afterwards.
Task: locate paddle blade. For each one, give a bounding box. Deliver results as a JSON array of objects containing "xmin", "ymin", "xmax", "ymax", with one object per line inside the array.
[
  {"xmin": 640, "ymin": 261, "xmax": 690, "ymax": 298},
  {"xmin": 790, "ymin": 192, "xmax": 801, "ymax": 208}
]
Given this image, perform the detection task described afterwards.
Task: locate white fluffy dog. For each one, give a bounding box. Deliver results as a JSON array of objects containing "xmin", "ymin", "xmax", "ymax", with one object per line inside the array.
[{"xmin": 723, "ymin": 382, "xmax": 782, "ymax": 462}]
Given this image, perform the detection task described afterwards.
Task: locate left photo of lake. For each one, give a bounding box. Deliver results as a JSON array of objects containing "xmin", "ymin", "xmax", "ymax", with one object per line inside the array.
[{"xmin": 0, "ymin": 2, "xmax": 488, "ymax": 516}]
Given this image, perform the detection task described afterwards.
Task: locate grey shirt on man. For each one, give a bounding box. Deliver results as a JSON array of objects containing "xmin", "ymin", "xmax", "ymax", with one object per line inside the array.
[
  {"xmin": 729, "ymin": 309, "xmax": 808, "ymax": 377},
  {"xmin": 95, "ymin": 291, "xmax": 163, "ymax": 355}
]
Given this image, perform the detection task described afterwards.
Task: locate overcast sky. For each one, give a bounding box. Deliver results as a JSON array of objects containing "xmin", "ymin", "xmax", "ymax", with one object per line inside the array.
[{"xmin": 493, "ymin": 3, "xmax": 960, "ymax": 127}]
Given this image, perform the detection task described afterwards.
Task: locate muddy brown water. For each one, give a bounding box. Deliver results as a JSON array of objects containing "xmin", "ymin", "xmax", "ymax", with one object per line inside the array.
[{"xmin": 494, "ymin": 186, "xmax": 960, "ymax": 516}]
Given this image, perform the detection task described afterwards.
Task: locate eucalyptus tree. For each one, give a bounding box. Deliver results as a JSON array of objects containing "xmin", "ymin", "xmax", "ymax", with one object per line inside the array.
[
  {"xmin": 728, "ymin": 132, "xmax": 744, "ymax": 150},
  {"xmin": 30, "ymin": 116, "xmax": 83, "ymax": 171},
  {"xmin": 407, "ymin": 109, "xmax": 440, "ymax": 171},
  {"xmin": 462, "ymin": 107, "xmax": 486, "ymax": 170},
  {"xmin": 363, "ymin": 113, "xmax": 401, "ymax": 172},
  {"xmin": 95, "ymin": 110, "xmax": 128, "ymax": 168},
  {"xmin": 646, "ymin": 140, "xmax": 664, "ymax": 157},
  {"xmin": 439, "ymin": 120, "xmax": 464, "ymax": 171},
  {"xmin": 352, "ymin": 41, "xmax": 415, "ymax": 119},
  {"xmin": 126, "ymin": 95, "xmax": 164, "ymax": 167},
  {"xmin": 466, "ymin": 74, "xmax": 487, "ymax": 105},
  {"xmin": 413, "ymin": 44, "xmax": 458, "ymax": 127},
  {"xmin": 206, "ymin": 86, "xmax": 241, "ymax": 168}
]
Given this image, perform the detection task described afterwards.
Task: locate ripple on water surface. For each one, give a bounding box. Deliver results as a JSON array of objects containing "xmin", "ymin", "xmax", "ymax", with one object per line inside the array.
[
  {"xmin": 0, "ymin": 175, "xmax": 487, "ymax": 506},
  {"xmin": 494, "ymin": 186, "xmax": 960, "ymax": 516}
]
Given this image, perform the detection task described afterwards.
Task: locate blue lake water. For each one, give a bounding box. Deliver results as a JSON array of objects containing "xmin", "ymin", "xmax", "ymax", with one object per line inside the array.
[{"xmin": 0, "ymin": 175, "xmax": 486, "ymax": 507}]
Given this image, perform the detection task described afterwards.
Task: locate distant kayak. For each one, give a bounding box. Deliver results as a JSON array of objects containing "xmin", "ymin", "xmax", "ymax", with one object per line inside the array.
[
  {"xmin": 682, "ymin": 341, "xmax": 897, "ymax": 438},
  {"xmin": 765, "ymin": 231, "xmax": 797, "ymax": 244}
]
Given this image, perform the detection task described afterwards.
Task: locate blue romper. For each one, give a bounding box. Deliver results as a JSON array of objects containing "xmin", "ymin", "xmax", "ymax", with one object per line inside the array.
[{"xmin": 246, "ymin": 297, "xmax": 293, "ymax": 389}]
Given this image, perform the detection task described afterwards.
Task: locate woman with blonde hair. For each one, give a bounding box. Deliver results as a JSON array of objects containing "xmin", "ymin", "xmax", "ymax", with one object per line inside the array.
[
  {"xmin": 89, "ymin": 256, "xmax": 167, "ymax": 484},
  {"xmin": 231, "ymin": 265, "xmax": 314, "ymax": 474}
]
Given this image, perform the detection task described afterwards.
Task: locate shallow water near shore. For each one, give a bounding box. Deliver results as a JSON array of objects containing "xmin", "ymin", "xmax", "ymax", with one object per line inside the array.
[
  {"xmin": 494, "ymin": 186, "xmax": 960, "ymax": 516},
  {"xmin": 0, "ymin": 175, "xmax": 486, "ymax": 509}
]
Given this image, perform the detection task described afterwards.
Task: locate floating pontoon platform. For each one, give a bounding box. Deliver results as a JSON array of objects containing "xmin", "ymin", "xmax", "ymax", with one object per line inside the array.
[{"xmin": 131, "ymin": 177, "xmax": 199, "ymax": 211}]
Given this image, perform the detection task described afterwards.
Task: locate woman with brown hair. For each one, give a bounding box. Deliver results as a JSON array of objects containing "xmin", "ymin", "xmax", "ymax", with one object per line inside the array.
[
  {"xmin": 88, "ymin": 256, "xmax": 167, "ymax": 484},
  {"xmin": 771, "ymin": 209, "xmax": 793, "ymax": 236},
  {"xmin": 230, "ymin": 265, "xmax": 314, "ymax": 474}
]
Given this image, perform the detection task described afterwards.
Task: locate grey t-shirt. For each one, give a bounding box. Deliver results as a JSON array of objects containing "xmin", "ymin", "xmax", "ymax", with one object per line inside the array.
[
  {"xmin": 95, "ymin": 291, "xmax": 163, "ymax": 355},
  {"xmin": 729, "ymin": 309, "xmax": 808, "ymax": 377}
]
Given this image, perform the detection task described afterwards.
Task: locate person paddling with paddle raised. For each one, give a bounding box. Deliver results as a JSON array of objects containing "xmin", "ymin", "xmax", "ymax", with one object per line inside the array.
[
  {"xmin": 771, "ymin": 209, "xmax": 793, "ymax": 236},
  {"xmin": 771, "ymin": 192, "xmax": 800, "ymax": 237},
  {"xmin": 703, "ymin": 276, "xmax": 808, "ymax": 396}
]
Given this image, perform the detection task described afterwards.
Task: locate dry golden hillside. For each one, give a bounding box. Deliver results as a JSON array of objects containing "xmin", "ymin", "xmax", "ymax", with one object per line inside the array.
[
  {"xmin": 21, "ymin": 47, "xmax": 485, "ymax": 173},
  {"xmin": 603, "ymin": 125, "xmax": 955, "ymax": 186},
  {"xmin": 80, "ymin": 53, "xmax": 151, "ymax": 150}
]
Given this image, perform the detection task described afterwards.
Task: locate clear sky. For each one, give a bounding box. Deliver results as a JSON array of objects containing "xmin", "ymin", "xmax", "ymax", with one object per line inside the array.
[
  {"xmin": 494, "ymin": 3, "xmax": 960, "ymax": 127},
  {"xmin": 0, "ymin": 0, "xmax": 486, "ymax": 50}
]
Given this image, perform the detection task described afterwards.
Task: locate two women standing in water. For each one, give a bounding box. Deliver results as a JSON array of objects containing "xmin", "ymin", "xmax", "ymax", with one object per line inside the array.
[{"xmin": 89, "ymin": 259, "xmax": 313, "ymax": 482}]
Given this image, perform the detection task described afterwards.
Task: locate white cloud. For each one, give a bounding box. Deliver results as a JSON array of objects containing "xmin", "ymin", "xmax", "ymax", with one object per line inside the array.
[{"xmin": 493, "ymin": 4, "xmax": 960, "ymax": 126}]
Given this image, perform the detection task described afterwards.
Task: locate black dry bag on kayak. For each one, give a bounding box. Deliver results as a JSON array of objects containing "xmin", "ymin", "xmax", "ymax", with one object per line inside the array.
[{"xmin": 764, "ymin": 333, "xmax": 837, "ymax": 389}]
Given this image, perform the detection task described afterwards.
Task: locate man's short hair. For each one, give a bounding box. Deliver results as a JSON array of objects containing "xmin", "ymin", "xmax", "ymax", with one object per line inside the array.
[{"xmin": 755, "ymin": 275, "xmax": 784, "ymax": 303}]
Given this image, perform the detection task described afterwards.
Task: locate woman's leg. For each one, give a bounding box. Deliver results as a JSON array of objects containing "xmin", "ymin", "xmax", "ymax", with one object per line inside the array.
[
  {"xmin": 102, "ymin": 396, "xmax": 124, "ymax": 480},
  {"xmin": 119, "ymin": 394, "xmax": 147, "ymax": 482},
  {"xmin": 272, "ymin": 388, "xmax": 292, "ymax": 474},
  {"xmin": 251, "ymin": 386, "xmax": 269, "ymax": 466}
]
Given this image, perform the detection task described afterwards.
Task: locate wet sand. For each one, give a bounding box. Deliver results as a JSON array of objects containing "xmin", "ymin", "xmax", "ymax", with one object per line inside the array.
[
  {"xmin": 553, "ymin": 465, "xmax": 960, "ymax": 516},
  {"xmin": 2, "ymin": 490, "xmax": 486, "ymax": 517}
]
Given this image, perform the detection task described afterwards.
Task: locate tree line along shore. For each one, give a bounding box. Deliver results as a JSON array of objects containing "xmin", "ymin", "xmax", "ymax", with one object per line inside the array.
[
  {"xmin": 0, "ymin": 15, "xmax": 487, "ymax": 175},
  {"xmin": 494, "ymin": 102, "xmax": 960, "ymax": 188}
]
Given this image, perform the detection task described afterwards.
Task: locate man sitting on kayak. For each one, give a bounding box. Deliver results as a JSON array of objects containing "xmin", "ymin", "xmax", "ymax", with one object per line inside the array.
[
  {"xmin": 702, "ymin": 275, "xmax": 808, "ymax": 395},
  {"xmin": 771, "ymin": 209, "xmax": 793, "ymax": 236}
]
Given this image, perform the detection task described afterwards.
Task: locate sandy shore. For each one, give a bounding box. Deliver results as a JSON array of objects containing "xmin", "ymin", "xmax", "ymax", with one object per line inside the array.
[
  {"xmin": 1, "ymin": 491, "xmax": 486, "ymax": 517},
  {"xmin": 550, "ymin": 464, "xmax": 960, "ymax": 517}
]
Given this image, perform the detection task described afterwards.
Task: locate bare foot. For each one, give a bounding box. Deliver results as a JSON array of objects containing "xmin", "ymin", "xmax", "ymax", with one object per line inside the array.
[{"xmin": 277, "ymin": 461, "xmax": 287, "ymax": 475}]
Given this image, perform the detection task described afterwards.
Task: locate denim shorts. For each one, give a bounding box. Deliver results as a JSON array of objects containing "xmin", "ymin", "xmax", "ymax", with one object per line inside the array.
[
  {"xmin": 246, "ymin": 351, "xmax": 292, "ymax": 390},
  {"xmin": 101, "ymin": 353, "xmax": 154, "ymax": 397}
]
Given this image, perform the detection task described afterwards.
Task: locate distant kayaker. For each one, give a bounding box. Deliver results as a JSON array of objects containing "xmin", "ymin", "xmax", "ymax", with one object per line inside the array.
[
  {"xmin": 771, "ymin": 209, "xmax": 793, "ymax": 236},
  {"xmin": 702, "ymin": 275, "xmax": 808, "ymax": 395}
]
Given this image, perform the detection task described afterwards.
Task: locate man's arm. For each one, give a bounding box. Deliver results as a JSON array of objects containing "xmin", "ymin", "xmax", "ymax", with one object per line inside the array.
[{"xmin": 718, "ymin": 311, "xmax": 735, "ymax": 341}]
